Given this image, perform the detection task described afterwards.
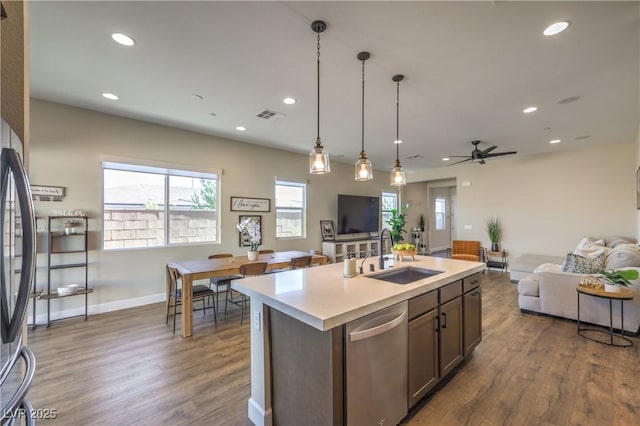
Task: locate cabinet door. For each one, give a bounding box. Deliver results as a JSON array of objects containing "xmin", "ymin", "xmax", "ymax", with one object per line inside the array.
[
  {"xmin": 464, "ymin": 288, "xmax": 482, "ymax": 356},
  {"xmin": 408, "ymin": 309, "xmax": 439, "ymax": 408},
  {"xmin": 439, "ymin": 297, "xmax": 463, "ymax": 377}
]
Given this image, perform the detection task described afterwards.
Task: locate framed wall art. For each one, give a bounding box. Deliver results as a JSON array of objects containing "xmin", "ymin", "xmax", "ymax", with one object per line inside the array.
[
  {"xmin": 238, "ymin": 215, "xmax": 262, "ymax": 248},
  {"xmin": 231, "ymin": 196, "xmax": 270, "ymax": 212},
  {"xmin": 320, "ymin": 220, "xmax": 335, "ymax": 241}
]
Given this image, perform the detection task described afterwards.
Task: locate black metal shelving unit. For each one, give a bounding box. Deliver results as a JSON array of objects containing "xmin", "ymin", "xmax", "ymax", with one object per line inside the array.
[{"xmin": 40, "ymin": 216, "xmax": 92, "ymax": 326}]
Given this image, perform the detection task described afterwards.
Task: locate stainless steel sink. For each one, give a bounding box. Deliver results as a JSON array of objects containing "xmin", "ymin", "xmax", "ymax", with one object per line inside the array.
[{"xmin": 368, "ymin": 267, "xmax": 443, "ymax": 284}]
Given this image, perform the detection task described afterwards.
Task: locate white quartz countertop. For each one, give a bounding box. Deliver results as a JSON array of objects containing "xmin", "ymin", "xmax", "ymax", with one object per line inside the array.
[{"xmin": 231, "ymin": 255, "xmax": 486, "ymax": 331}]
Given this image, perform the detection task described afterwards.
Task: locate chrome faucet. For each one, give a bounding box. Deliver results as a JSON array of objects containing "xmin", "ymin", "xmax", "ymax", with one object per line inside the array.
[
  {"xmin": 359, "ymin": 251, "xmax": 371, "ymax": 274},
  {"xmin": 379, "ymin": 228, "xmax": 394, "ymax": 270}
]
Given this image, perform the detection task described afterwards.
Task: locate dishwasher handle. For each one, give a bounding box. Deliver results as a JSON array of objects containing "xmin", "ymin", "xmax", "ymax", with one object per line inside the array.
[{"xmin": 349, "ymin": 311, "xmax": 407, "ymax": 342}]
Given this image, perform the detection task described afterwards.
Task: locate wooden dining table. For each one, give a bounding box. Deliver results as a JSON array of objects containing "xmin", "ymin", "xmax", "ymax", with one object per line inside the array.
[{"xmin": 167, "ymin": 250, "xmax": 328, "ymax": 337}]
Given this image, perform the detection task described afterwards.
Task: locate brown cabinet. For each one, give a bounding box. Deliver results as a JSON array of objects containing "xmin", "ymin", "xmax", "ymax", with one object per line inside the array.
[
  {"xmin": 439, "ymin": 296, "xmax": 463, "ymax": 377},
  {"xmin": 408, "ymin": 308, "xmax": 439, "ymax": 407},
  {"xmin": 463, "ymin": 287, "xmax": 482, "ymax": 356}
]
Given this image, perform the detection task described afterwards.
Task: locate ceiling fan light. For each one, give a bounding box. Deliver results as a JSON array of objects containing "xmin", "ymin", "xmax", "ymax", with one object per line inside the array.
[
  {"xmin": 355, "ymin": 152, "xmax": 373, "ymax": 181},
  {"xmin": 309, "ymin": 139, "xmax": 330, "ymax": 174}
]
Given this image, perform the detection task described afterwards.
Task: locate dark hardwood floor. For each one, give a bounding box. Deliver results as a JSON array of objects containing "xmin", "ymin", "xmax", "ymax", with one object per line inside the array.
[{"xmin": 27, "ymin": 271, "xmax": 640, "ymax": 425}]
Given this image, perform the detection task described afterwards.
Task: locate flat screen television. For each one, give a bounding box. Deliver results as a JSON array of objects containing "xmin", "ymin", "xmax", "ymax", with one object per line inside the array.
[{"xmin": 337, "ymin": 194, "xmax": 380, "ymax": 235}]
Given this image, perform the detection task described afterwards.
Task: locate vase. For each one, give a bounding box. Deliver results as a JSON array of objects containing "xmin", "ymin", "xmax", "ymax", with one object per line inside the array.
[
  {"xmin": 491, "ymin": 243, "xmax": 499, "ymax": 252},
  {"xmin": 604, "ymin": 283, "xmax": 621, "ymax": 293},
  {"xmin": 248, "ymin": 250, "xmax": 259, "ymax": 261}
]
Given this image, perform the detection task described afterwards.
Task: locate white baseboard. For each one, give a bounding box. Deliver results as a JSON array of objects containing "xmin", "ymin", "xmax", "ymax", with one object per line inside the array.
[
  {"xmin": 28, "ymin": 292, "xmax": 165, "ymax": 325},
  {"xmin": 248, "ymin": 398, "xmax": 272, "ymax": 426}
]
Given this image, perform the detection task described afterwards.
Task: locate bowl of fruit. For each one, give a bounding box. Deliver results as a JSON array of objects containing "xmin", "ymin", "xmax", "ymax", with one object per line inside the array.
[{"xmin": 392, "ymin": 243, "xmax": 418, "ymax": 261}]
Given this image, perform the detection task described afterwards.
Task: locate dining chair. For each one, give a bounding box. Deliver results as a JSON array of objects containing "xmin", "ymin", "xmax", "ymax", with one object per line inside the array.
[
  {"xmin": 225, "ymin": 261, "xmax": 268, "ymax": 324},
  {"xmin": 258, "ymin": 249, "xmax": 274, "ymax": 254},
  {"xmin": 208, "ymin": 254, "xmax": 241, "ymax": 312},
  {"xmin": 307, "ymin": 250, "xmax": 323, "ymax": 266},
  {"xmin": 166, "ymin": 265, "xmax": 216, "ymax": 334},
  {"xmin": 290, "ymin": 255, "xmax": 312, "ymax": 270}
]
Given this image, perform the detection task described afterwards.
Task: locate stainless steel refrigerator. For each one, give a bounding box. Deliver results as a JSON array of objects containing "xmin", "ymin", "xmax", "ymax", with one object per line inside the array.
[{"xmin": 0, "ymin": 117, "xmax": 36, "ymax": 425}]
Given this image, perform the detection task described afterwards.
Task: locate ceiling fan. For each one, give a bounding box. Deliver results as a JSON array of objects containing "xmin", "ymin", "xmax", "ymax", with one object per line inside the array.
[{"xmin": 447, "ymin": 140, "xmax": 517, "ymax": 166}]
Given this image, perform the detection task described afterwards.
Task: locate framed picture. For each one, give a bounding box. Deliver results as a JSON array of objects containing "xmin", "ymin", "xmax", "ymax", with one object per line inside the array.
[
  {"xmin": 238, "ymin": 215, "xmax": 262, "ymax": 248},
  {"xmin": 320, "ymin": 220, "xmax": 335, "ymax": 241},
  {"xmin": 231, "ymin": 196, "xmax": 270, "ymax": 212}
]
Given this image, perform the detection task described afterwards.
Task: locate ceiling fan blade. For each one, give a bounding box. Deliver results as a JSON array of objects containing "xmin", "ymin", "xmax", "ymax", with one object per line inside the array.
[
  {"xmin": 446, "ymin": 155, "xmax": 471, "ymax": 158},
  {"xmin": 479, "ymin": 146, "xmax": 497, "ymax": 156},
  {"xmin": 483, "ymin": 151, "xmax": 517, "ymax": 158},
  {"xmin": 447, "ymin": 158, "xmax": 472, "ymax": 166}
]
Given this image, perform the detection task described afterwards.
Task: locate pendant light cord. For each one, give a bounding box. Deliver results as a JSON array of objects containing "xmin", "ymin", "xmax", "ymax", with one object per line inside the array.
[
  {"xmin": 316, "ymin": 32, "xmax": 321, "ymax": 141},
  {"xmin": 361, "ymin": 59, "xmax": 366, "ymax": 154},
  {"xmin": 396, "ymin": 79, "xmax": 400, "ymax": 162}
]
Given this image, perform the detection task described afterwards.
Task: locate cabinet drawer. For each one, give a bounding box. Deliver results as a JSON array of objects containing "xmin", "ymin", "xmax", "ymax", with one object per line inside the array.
[
  {"xmin": 439, "ymin": 280, "xmax": 462, "ymax": 304},
  {"xmin": 408, "ymin": 290, "xmax": 438, "ymax": 320},
  {"xmin": 463, "ymin": 273, "xmax": 482, "ymax": 293}
]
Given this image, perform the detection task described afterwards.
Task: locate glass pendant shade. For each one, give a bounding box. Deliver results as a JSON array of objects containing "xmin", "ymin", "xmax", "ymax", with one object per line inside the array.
[
  {"xmin": 309, "ymin": 138, "xmax": 330, "ymax": 174},
  {"xmin": 390, "ymin": 161, "xmax": 406, "ymax": 186},
  {"xmin": 355, "ymin": 152, "xmax": 373, "ymax": 181}
]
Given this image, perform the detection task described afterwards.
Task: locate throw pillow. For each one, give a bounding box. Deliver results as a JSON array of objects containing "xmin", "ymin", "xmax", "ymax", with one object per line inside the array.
[
  {"xmin": 562, "ymin": 252, "xmax": 605, "ymax": 274},
  {"xmin": 605, "ymin": 244, "xmax": 640, "ymax": 269},
  {"xmin": 605, "ymin": 236, "xmax": 637, "ymax": 248}
]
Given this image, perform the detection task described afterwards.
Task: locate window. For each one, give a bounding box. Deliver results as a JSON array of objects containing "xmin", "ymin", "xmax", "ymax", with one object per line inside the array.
[
  {"xmin": 103, "ymin": 161, "xmax": 220, "ymax": 249},
  {"xmin": 275, "ymin": 180, "xmax": 305, "ymax": 239},
  {"xmin": 381, "ymin": 191, "xmax": 398, "ymax": 228},
  {"xmin": 435, "ymin": 197, "xmax": 446, "ymax": 231}
]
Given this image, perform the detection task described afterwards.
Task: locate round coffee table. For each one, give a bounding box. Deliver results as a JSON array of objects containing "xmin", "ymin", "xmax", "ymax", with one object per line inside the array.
[{"xmin": 576, "ymin": 284, "xmax": 634, "ymax": 347}]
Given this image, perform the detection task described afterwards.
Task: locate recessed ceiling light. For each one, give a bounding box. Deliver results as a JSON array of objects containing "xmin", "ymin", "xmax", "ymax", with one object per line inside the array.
[
  {"xmin": 191, "ymin": 94, "xmax": 203, "ymax": 100},
  {"xmin": 543, "ymin": 21, "xmax": 570, "ymax": 36},
  {"xmin": 111, "ymin": 33, "xmax": 135, "ymax": 46},
  {"xmin": 549, "ymin": 139, "xmax": 561, "ymax": 144},
  {"xmin": 102, "ymin": 92, "xmax": 119, "ymax": 100},
  {"xmin": 523, "ymin": 106, "xmax": 538, "ymax": 114},
  {"xmin": 235, "ymin": 126, "xmax": 246, "ymax": 131},
  {"xmin": 283, "ymin": 97, "xmax": 296, "ymax": 105},
  {"xmin": 442, "ymin": 157, "xmax": 450, "ymax": 161},
  {"xmin": 394, "ymin": 140, "xmax": 402, "ymax": 144}
]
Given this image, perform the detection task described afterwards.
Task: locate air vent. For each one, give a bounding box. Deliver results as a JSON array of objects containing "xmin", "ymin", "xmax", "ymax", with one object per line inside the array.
[{"xmin": 256, "ymin": 109, "xmax": 285, "ymax": 120}]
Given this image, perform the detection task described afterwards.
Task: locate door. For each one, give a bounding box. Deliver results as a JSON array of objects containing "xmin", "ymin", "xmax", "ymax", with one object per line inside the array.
[
  {"xmin": 439, "ymin": 297, "xmax": 463, "ymax": 377},
  {"xmin": 408, "ymin": 309, "xmax": 439, "ymax": 408},
  {"xmin": 429, "ymin": 187, "xmax": 452, "ymax": 252},
  {"xmin": 464, "ymin": 288, "xmax": 482, "ymax": 356}
]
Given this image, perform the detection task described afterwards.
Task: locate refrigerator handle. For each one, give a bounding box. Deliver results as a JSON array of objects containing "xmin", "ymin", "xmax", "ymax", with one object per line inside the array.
[
  {"xmin": 0, "ymin": 346, "xmax": 36, "ymax": 424},
  {"xmin": 0, "ymin": 148, "xmax": 36, "ymax": 343}
]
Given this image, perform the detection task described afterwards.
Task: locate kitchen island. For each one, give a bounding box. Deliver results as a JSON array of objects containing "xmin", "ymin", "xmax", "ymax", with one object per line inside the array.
[{"xmin": 231, "ymin": 255, "xmax": 485, "ymax": 426}]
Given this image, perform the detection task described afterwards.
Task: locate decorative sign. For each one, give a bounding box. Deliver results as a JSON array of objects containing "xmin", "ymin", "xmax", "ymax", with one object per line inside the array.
[
  {"xmin": 231, "ymin": 197, "xmax": 270, "ymax": 212},
  {"xmin": 31, "ymin": 185, "xmax": 65, "ymax": 202}
]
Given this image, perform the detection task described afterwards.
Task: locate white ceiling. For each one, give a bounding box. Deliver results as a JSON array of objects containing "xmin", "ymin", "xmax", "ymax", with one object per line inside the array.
[{"xmin": 28, "ymin": 1, "xmax": 639, "ymax": 171}]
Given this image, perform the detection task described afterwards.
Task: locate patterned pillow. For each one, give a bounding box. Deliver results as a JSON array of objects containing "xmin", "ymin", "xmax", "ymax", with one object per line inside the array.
[{"xmin": 562, "ymin": 252, "xmax": 605, "ymax": 274}]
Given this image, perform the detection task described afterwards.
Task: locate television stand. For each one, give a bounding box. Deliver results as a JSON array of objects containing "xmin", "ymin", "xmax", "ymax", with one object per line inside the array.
[{"xmin": 322, "ymin": 239, "xmax": 380, "ymax": 263}]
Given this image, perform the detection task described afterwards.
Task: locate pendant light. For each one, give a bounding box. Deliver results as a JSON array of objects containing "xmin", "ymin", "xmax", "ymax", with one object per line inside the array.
[
  {"xmin": 354, "ymin": 51, "xmax": 373, "ymax": 181},
  {"xmin": 390, "ymin": 74, "xmax": 407, "ymax": 186},
  {"xmin": 309, "ymin": 20, "xmax": 331, "ymax": 175}
]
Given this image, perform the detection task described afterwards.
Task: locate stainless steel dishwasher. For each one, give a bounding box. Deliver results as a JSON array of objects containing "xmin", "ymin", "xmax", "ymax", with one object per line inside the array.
[{"xmin": 345, "ymin": 301, "xmax": 408, "ymax": 426}]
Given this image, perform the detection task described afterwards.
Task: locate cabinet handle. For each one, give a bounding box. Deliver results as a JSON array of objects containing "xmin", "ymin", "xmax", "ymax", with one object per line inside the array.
[
  {"xmin": 471, "ymin": 291, "xmax": 479, "ymax": 296},
  {"xmin": 435, "ymin": 314, "xmax": 440, "ymax": 332},
  {"xmin": 442, "ymin": 312, "xmax": 447, "ymax": 329}
]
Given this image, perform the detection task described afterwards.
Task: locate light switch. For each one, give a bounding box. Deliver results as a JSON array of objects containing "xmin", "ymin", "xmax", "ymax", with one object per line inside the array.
[
  {"xmin": 463, "ymin": 224, "xmax": 472, "ymax": 230},
  {"xmin": 462, "ymin": 181, "xmax": 471, "ymax": 187}
]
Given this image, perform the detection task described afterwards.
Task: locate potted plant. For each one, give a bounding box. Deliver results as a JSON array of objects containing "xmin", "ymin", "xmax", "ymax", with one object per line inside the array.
[
  {"xmin": 598, "ymin": 268, "xmax": 639, "ymax": 293},
  {"xmin": 486, "ymin": 217, "xmax": 501, "ymax": 252},
  {"xmin": 386, "ymin": 204, "xmax": 408, "ymax": 243}
]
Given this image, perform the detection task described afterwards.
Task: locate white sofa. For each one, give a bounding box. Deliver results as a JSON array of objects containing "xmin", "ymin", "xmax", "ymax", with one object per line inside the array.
[
  {"xmin": 518, "ymin": 265, "xmax": 640, "ymax": 333},
  {"xmin": 517, "ymin": 236, "xmax": 640, "ymax": 333}
]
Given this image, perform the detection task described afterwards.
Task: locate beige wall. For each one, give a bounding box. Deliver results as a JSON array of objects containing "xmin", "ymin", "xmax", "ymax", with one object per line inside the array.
[
  {"xmin": 407, "ymin": 142, "xmax": 637, "ymax": 260},
  {"xmin": 1, "ymin": 0, "xmax": 28, "ymax": 150},
  {"xmin": 29, "ymin": 99, "xmax": 391, "ymax": 315}
]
